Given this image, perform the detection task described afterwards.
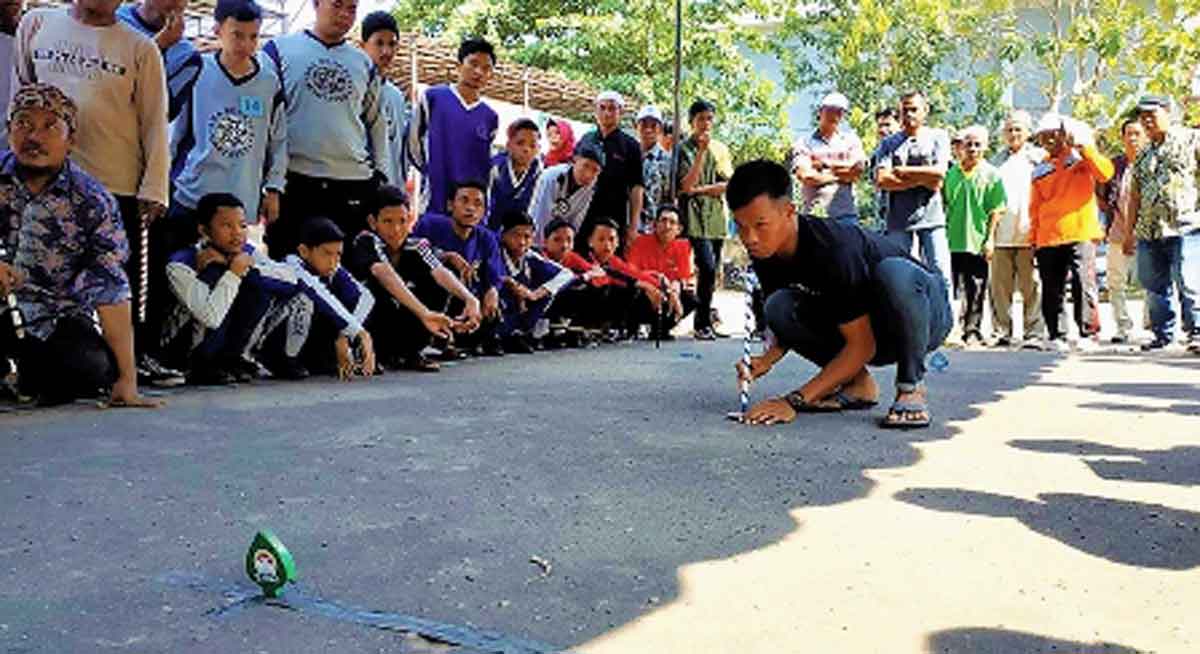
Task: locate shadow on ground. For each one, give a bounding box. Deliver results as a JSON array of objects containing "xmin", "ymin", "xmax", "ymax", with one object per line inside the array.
[
  {"xmin": 0, "ymin": 344, "xmax": 1055, "ymax": 652},
  {"xmin": 1011, "ymin": 439, "xmax": 1200, "ymax": 487},
  {"xmin": 896, "ymin": 488, "xmax": 1200, "ymax": 569},
  {"xmin": 1030, "ymin": 379, "xmax": 1200, "ymax": 419},
  {"xmin": 926, "ymin": 627, "xmax": 1145, "ymax": 653}
]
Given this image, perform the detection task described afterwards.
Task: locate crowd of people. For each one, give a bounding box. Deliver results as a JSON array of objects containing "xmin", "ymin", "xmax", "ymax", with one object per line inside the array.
[{"xmin": 0, "ymin": 0, "xmax": 1196, "ymax": 425}]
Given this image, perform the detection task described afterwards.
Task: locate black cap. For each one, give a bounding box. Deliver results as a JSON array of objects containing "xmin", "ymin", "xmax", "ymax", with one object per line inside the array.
[
  {"xmin": 214, "ymin": 0, "xmax": 262, "ymax": 22},
  {"xmin": 500, "ymin": 210, "xmax": 534, "ymax": 233},
  {"xmin": 299, "ymin": 218, "xmax": 344, "ymax": 248},
  {"xmin": 1135, "ymin": 95, "xmax": 1171, "ymax": 113},
  {"xmin": 543, "ymin": 218, "xmax": 574, "ymax": 239},
  {"xmin": 573, "ymin": 140, "xmax": 606, "ymax": 167},
  {"xmin": 361, "ymin": 11, "xmax": 398, "ymax": 41}
]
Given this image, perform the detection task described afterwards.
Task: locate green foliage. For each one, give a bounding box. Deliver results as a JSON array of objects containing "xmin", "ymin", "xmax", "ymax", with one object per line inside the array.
[{"xmin": 390, "ymin": 0, "xmax": 791, "ymax": 162}]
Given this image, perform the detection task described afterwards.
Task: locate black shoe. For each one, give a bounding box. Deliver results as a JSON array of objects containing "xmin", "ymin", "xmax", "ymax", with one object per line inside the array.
[
  {"xmin": 1142, "ymin": 338, "xmax": 1171, "ymax": 352},
  {"xmin": 694, "ymin": 327, "xmax": 717, "ymax": 341},
  {"xmin": 436, "ymin": 344, "xmax": 469, "ymax": 361},
  {"xmin": 219, "ymin": 355, "xmax": 263, "ymax": 383},
  {"xmin": 265, "ymin": 357, "xmax": 309, "ymax": 380},
  {"xmin": 480, "ymin": 337, "xmax": 506, "ymax": 357},
  {"xmin": 400, "ymin": 353, "xmax": 441, "ymax": 372},
  {"xmin": 187, "ymin": 365, "xmax": 237, "ymax": 386},
  {"xmin": 503, "ymin": 335, "xmax": 535, "ymax": 354},
  {"xmin": 138, "ymin": 355, "xmax": 186, "ymax": 388}
]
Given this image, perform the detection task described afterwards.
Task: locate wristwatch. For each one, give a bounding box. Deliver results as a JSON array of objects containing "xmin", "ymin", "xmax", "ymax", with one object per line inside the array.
[{"xmin": 782, "ymin": 390, "xmax": 809, "ymax": 412}]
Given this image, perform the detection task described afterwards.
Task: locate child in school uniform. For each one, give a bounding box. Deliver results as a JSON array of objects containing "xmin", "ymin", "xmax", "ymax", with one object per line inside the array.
[
  {"xmin": 347, "ymin": 185, "xmax": 484, "ymax": 372},
  {"xmin": 359, "ymin": 11, "xmax": 407, "ymax": 187},
  {"xmin": 487, "ymin": 118, "xmax": 542, "ymax": 232},
  {"xmin": 556, "ymin": 219, "xmax": 663, "ymax": 336},
  {"xmin": 496, "ymin": 211, "xmax": 575, "ymax": 352},
  {"xmin": 541, "ymin": 219, "xmax": 577, "ymax": 266},
  {"xmin": 413, "ymin": 180, "xmax": 506, "ymax": 355}
]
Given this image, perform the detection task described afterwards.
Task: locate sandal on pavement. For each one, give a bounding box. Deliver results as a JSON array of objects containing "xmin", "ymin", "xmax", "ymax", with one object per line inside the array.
[
  {"xmin": 880, "ymin": 400, "xmax": 931, "ymax": 429},
  {"xmin": 824, "ymin": 390, "xmax": 878, "ymax": 411}
]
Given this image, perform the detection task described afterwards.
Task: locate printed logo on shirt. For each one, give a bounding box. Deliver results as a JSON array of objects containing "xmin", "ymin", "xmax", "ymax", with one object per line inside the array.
[
  {"xmin": 33, "ymin": 42, "xmax": 128, "ymax": 80},
  {"xmin": 208, "ymin": 108, "xmax": 255, "ymax": 158},
  {"xmin": 304, "ymin": 58, "xmax": 353, "ymax": 103}
]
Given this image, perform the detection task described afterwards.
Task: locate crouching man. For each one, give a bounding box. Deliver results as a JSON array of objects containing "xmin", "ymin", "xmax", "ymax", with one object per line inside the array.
[{"xmin": 728, "ymin": 160, "xmax": 952, "ymax": 429}]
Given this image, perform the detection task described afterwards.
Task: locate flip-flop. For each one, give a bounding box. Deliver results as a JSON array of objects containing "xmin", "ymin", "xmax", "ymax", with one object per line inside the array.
[
  {"xmin": 879, "ymin": 400, "xmax": 931, "ymax": 429},
  {"xmin": 825, "ymin": 391, "xmax": 878, "ymax": 411}
]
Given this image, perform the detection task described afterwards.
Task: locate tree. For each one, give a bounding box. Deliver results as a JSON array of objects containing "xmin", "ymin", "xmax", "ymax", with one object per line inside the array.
[{"xmin": 390, "ymin": 0, "xmax": 792, "ymax": 162}]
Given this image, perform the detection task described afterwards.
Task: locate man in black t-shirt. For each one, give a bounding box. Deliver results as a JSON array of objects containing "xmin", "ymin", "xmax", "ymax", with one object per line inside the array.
[{"xmin": 728, "ymin": 160, "xmax": 952, "ymax": 429}]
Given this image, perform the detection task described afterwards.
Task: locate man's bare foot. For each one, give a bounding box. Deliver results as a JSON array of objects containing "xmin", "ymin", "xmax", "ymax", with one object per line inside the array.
[{"xmin": 841, "ymin": 369, "xmax": 879, "ymax": 403}]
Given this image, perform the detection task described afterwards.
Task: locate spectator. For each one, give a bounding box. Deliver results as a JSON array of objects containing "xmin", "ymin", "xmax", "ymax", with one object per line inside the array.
[
  {"xmin": 287, "ymin": 218, "xmax": 377, "ymax": 379},
  {"xmin": 660, "ymin": 121, "xmax": 675, "ymax": 154},
  {"xmin": 1128, "ymin": 95, "xmax": 1200, "ymax": 353},
  {"xmin": 541, "ymin": 218, "xmax": 576, "ymax": 265},
  {"xmin": 792, "ymin": 92, "xmax": 866, "ymax": 225},
  {"xmin": 487, "ymin": 118, "xmax": 543, "ymax": 232},
  {"xmin": 727, "ymin": 160, "xmax": 952, "ymax": 430},
  {"xmin": 161, "ymin": 193, "xmax": 310, "ymax": 385},
  {"xmin": 347, "ymin": 185, "xmax": 480, "ymax": 372},
  {"xmin": 0, "ymin": 0, "xmax": 26, "ymax": 142},
  {"xmin": 360, "ymin": 11, "xmax": 407, "ymax": 188},
  {"xmin": 413, "ymin": 180, "xmax": 505, "ymax": 356},
  {"xmin": 677, "ymin": 99, "xmax": 733, "ymax": 340},
  {"xmin": 1100, "ymin": 117, "xmax": 1148, "ymax": 344},
  {"xmin": 408, "ymin": 37, "xmax": 498, "ymax": 217},
  {"xmin": 875, "ymin": 91, "xmax": 954, "ymax": 301},
  {"xmin": 496, "ymin": 211, "xmax": 574, "ymax": 352},
  {"xmin": 875, "ymin": 107, "xmax": 900, "ymax": 140},
  {"xmin": 627, "ymin": 205, "xmax": 697, "ymax": 339},
  {"xmin": 1030, "ymin": 113, "xmax": 1112, "ymax": 351},
  {"xmin": 0, "ymin": 84, "xmax": 160, "ymax": 407},
  {"xmin": 262, "ymin": 0, "xmax": 391, "ymax": 257},
  {"xmin": 544, "ymin": 118, "xmax": 575, "ymax": 167},
  {"xmin": 868, "ymin": 107, "xmax": 901, "ymax": 228},
  {"xmin": 990, "ymin": 110, "xmax": 1047, "ymax": 349},
  {"xmin": 557, "ymin": 219, "xmax": 662, "ymax": 334},
  {"xmin": 636, "ymin": 105, "xmax": 671, "ymax": 232},
  {"xmin": 528, "ymin": 140, "xmax": 604, "ymax": 245},
  {"xmin": 577, "ymin": 91, "xmax": 645, "ymax": 250},
  {"xmin": 116, "ymin": 0, "xmax": 199, "ymax": 120},
  {"xmin": 14, "ymin": 0, "xmax": 181, "ymax": 387},
  {"xmin": 943, "ymin": 125, "xmax": 1006, "ymax": 347}
]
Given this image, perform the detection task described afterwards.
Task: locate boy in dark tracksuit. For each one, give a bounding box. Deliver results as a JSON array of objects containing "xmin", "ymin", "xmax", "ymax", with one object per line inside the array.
[
  {"xmin": 496, "ymin": 211, "xmax": 575, "ymax": 352},
  {"xmin": 347, "ymin": 185, "xmax": 483, "ymax": 371}
]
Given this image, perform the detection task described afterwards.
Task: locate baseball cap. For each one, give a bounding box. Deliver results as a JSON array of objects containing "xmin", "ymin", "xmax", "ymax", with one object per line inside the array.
[
  {"xmin": 573, "ymin": 140, "xmax": 606, "ymax": 167},
  {"xmin": 1135, "ymin": 95, "xmax": 1171, "ymax": 113},
  {"xmin": 636, "ymin": 105, "xmax": 663, "ymax": 125},
  {"xmin": 596, "ymin": 90, "xmax": 625, "ymax": 108},
  {"xmin": 819, "ymin": 92, "xmax": 850, "ymax": 112},
  {"xmin": 1034, "ymin": 112, "xmax": 1067, "ymax": 135},
  {"xmin": 214, "ymin": 0, "xmax": 262, "ymax": 22}
]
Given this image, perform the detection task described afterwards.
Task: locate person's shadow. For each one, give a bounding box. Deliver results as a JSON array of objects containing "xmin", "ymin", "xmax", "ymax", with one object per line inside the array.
[
  {"xmin": 1011, "ymin": 439, "xmax": 1200, "ymax": 487},
  {"xmin": 926, "ymin": 626, "xmax": 1145, "ymax": 653},
  {"xmin": 895, "ymin": 488, "xmax": 1200, "ymax": 569}
]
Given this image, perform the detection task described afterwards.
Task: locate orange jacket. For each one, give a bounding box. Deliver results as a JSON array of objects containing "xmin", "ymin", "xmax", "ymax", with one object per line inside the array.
[{"xmin": 1029, "ymin": 144, "xmax": 1113, "ymax": 247}]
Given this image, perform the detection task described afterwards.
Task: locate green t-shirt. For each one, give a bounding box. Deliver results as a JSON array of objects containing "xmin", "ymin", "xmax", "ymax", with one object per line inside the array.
[{"xmin": 943, "ymin": 162, "xmax": 1007, "ymax": 254}]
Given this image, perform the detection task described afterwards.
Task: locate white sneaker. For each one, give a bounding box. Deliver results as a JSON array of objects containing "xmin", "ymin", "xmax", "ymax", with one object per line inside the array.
[
  {"xmin": 1049, "ymin": 339, "xmax": 1072, "ymax": 353},
  {"xmin": 1074, "ymin": 337, "xmax": 1101, "ymax": 353}
]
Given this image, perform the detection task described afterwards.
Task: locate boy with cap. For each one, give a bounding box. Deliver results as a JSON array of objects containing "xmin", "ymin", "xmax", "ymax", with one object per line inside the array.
[
  {"xmin": 627, "ymin": 205, "xmax": 696, "ymax": 338},
  {"xmin": 0, "ymin": 83, "xmax": 160, "ymax": 408},
  {"xmin": 348, "ymin": 185, "xmax": 483, "ymax": 372},
  {"xmin": 578, "ymin": 91, "xmax": 645, "ymax": 249},
  {"xmin": 413, "ymin": 179, "xmax": 505, "ymax": 355},
  {"xmin": 287, "ymin": 218, "xmax": 377, "ymax": 379},
  {"xmin": 637, "ymin": 105, "xmax": 671, "ymax": 231},
  {"xmin": 677, "ymin": 99, "xmax": 733, "ymax": 340},
  {"xmin": 1029, "ymin": 113, "xmax": 1112, "ymax": 351},
  {"xmin": 487, "ymin": 118, "xmax": 543, "ymax": 232},
  {"xmin": 792, "ymin": 92, "xmax": 866, "ymax": 225},
  {"xmin": 161, "ymin": 193, "xmax": 311, "ymax": 385},
  {"xmin": 528, "ymin": 141, "xmax": 605, "ymax": 245},
  {"xmin": 261, "ymin": 0, "xmax": 391, "ymax": 258},
  {"xmin": 408, "ymin": 37, "xmax": 498, "ymax": 216},
  {"xmin": 360, "ymin": 11, "xmax": 407, "ymax": 187},
  {"xmin": 496, "ymin": 210, "xmax": 574, "ymax": 352}
]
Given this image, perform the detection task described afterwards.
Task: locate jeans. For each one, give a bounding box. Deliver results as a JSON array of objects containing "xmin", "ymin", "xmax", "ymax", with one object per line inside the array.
[
  {"xmin": 763, "ymin": 256, "xmax": 952, "ymax": 392},
  {"xmin": 690, "ymin": 237, "xmax": 724, "ymax": 331},
  {"xmin": 1035, "ymin": 242, "xmax": 1100, "ymax": 341},
  {"xmin": 884, "ymin": 226, "xmax": 954, "ymax": 304},
  {"xmin": 1137, "ymin": 232, "xmax": 1200, "ymax": 342}
]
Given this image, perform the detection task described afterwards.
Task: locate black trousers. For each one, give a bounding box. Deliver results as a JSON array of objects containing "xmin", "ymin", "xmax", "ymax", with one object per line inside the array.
[
  {"xmin": 1035, "ymin": 242, "xmax": 1100, "ymax": 340},
  {"xmin": 628, "ymin": 288, "xmax": 698, "ymax": 334},
  {"xmin": 691, "ymin": 238, "xmax": 723, "ymax": 330},
  {"xmin": 550, "ymin": 283, "xmax": 638, "ymax": 330},
  {"xmin": 160, "ymin": 265, "xmax": 275, "ymax": 373},
  {"xmin": 951, "ymin": 252, "xmax": 988, "ymax": 339},
  {"xmin": 2, "ymin": 314, "xmax": 117, "ymax": 404},
  {"xmin": 116, "ymin": 195, "xmax": 180, "ymax": 360},
  {"xmin": 364, "ymin": 269, "xmax": 450, "ymax": 363},
  {"xmin": 266, "ymin": 172, "xmax": 379, "ymax": 259}
]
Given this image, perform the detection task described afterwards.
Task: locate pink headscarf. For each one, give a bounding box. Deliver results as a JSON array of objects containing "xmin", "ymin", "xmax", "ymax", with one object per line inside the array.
[{"xmin": 544, "ymin": 119, "xmax": 576, "ymax": 167}]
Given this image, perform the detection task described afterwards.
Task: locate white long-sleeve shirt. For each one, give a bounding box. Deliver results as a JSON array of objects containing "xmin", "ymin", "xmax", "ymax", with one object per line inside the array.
[{"xmin": 13, "ymin": 8, "xmax": 170, "ymax": 204}]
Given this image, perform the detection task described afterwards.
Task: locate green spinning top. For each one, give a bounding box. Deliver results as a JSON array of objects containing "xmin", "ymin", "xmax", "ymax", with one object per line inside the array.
[{"xmin": 245, "ymin": 530, "xmax": 296, "ymax": 598}]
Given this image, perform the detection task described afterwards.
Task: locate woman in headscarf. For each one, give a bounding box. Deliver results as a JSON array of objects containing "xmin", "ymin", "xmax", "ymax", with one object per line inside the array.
[{"xmin": 544, "ymin": 118, "xmax": 576, "ymax": 167}]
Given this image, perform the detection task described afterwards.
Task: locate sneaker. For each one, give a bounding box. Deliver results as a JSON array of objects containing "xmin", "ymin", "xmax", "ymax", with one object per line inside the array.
[
  {"xmin": 503, "ymin": 335, "xmax": 535, "ymax": 354},
  {"xmin": 1074, "ymin": 337, "xmax": 1101, "ymax": 353},
  {"xmin": 222, "ymin": 355, "xmax": 265, "ymax": 383},
  {"xmin": 1188, "ymin": 338, "xmax": 1200, "ymax": 355},
  {"xmin": 265, "ymin": 357, "xmax": 310, "ymax": 380},
  {"xmin": 993, "ymin": 336, "xmax": 1013, "ymax": 348},
  {"xmin": 694, "ymin": 327, "xmax": 717, "ymax": 341},
  {"xmin": 963, "ymin": 332, "xmax": 986, "ymax": 349},
  {"xmin": 479, "ymin": 337, "xmax": 506, "ymax": 357},
  {"xmin": 138, "ymin": 355, "xmax": 186, "ymax": 388},
  {"xmin": 1021, "ymin": 337, "xmax": 1046, "ymax": 351},
  {"xmin": 400, "ymin": 353, "xmax": 441, "ymax": 372},
  {"xmin": 187, "ymin": 365, "xmax": 237, "ymax": 386},
  {"xmin": 1110, "ymin": 334, "xmax": 1129, "ymax": 345},
  {"xmin": 1141, "ymin": 338, "xmax": 1171, "ymax": 352},
  {"xmin": 435, "ymin": 344, "xmax": 469, "ymax": 361},
  {"xmin": 1049, "ymin": 338, "xmax": 1072, "ymax": 353}
]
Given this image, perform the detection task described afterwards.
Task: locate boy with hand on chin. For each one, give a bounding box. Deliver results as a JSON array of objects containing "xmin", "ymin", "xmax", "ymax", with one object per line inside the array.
[
  {"xmin": 414, "ymin": 180, "xmax": 505, "ymax": 355},
  {"xmin": 496, "ymin": 210, "xmax": 574, "ymax": 352},
  {"xmin": 348, "ymin": 185, "xmax": 483, "ymax": 372}
]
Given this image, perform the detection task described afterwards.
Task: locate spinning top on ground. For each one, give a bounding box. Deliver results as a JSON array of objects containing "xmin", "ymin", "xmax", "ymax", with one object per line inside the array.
[{"xmin": 245, "ymin": 530, "xmax": 296, "ymax": 598}]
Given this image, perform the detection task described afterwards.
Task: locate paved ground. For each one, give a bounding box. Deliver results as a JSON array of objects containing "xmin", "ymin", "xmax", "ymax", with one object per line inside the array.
[{"xmin": 2, "ymin": 296, "xmax": 1198, "ymax": 654}]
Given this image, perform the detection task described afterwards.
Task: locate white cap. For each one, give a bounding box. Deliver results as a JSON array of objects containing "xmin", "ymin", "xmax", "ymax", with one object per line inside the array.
[
  {"xmin": 1035, "ymin": 113, "xmax": 1094, "ymax": 146},
  {"xmin": 596, "ymin": 90, "xmax": 625, "ymax": 107},
  {"xmin": 819, "ymin": 92, "xmax": 850, "ymax": 112},
  {"xmin": 1034, "ymin": 112, "xmax": 1067, "ymax": 135},
  {"xmin": 636, "ymin": 105, "xmax": 663, "ymax": 124}
]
